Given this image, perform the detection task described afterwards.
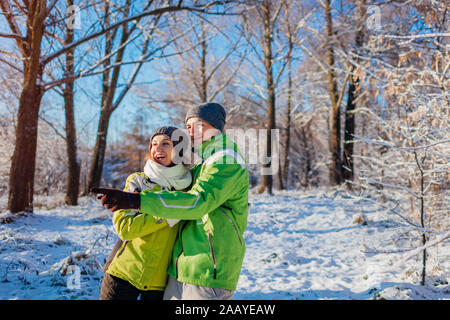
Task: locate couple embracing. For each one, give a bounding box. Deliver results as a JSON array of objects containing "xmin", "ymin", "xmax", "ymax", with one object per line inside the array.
[{"xmin": 93, "ymin": 102, "xmax": 249, "ymax": 300}]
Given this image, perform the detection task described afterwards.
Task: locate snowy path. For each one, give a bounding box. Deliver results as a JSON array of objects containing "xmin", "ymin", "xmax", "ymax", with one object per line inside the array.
[{"xmin": 0, "ymin": 190, "xmax": 448, "ymax": 300}]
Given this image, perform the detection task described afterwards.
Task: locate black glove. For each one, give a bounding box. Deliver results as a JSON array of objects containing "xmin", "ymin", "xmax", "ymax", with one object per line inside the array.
[{"xmin": 90, "ymin": 187, "xmax": 140, "ymax": 212}]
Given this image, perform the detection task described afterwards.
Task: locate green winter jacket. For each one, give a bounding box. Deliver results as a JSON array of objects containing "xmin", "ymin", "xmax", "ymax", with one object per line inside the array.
[{"xmin": 140, "ymin": 133, "xmax": 249, "ymax": 290}]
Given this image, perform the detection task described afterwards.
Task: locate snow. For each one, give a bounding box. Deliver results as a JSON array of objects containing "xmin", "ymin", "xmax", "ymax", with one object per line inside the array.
[{"xmin": 0, "ymin": 189, "xmax": 448, "ymax": 300}]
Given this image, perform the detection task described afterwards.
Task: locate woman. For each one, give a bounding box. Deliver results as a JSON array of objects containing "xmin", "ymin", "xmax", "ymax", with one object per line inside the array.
[{"xmin": 99, "ymin": 126, "xmax": 191, "ymax": 300}]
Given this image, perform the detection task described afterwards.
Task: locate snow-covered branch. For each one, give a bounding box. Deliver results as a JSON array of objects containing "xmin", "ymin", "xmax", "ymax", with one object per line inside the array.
[{"xmin": 385, "ymin": 231, "xmax": 450, "ymax": 273}]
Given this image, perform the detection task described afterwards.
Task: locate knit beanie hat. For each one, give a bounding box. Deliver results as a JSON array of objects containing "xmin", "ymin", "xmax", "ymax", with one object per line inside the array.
[
  {"xmin": 150, "ymin": 126, "xmax": 189, "ymax": 146},
  {"xmin": 150, "ymin": 126, "xmax": 181, "ymax": 145},
  {"xmin": 185, "ymin": 102, "xmax": 226, "ymax": 132},
  {"xmin": 150, "ymin": 126, "xmax": 189, "ymax": 159}
]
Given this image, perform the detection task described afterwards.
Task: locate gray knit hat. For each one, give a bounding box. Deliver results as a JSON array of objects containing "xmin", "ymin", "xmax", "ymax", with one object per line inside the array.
[{"xmin": 185, "ymin": 102, "xmax": 226, "ymax": 131}]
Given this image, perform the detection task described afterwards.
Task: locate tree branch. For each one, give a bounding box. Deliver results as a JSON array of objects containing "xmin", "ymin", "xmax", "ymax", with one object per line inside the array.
[
  {"xmin": 0, "ymin": 0, "xmax": 26, "ymax": 56},
  {"xmin": 40, "ymin": 1, "xmax": 235, "ymax": 65},
  {"xmin": 0, "ymin": 32, "xmax": 25, "ymax": 41},
  {"xmin": 38, "ymin": 115, "xmax": 67, "ymax": 141},
  {"xmin": 383, "ymin": 231, "xmax": 450, "ymax": 273},
  {"xmin": 46, "ymin": 0, "xmax": 59, "ymax": 15},
  {"xmin": 0, "ymin": 57, "xmax": 22, "ymax": 73},
  {"xmin": 209, "ymin": 46, "xmax": 248, "ymax": 101}
]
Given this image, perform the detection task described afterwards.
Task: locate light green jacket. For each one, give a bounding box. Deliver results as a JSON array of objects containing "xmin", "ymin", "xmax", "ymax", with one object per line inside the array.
[{"xmin": 107, "ymin": 164, "xmax": 191, "ymax": 291}]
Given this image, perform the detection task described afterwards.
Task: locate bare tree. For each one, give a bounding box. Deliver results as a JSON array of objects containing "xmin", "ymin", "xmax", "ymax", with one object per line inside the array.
[
  {"xmin": 277, "ymin": 0, "xmax": 309, "ymax": 189},
  {"xmin": 259, "ymin": 0, "xmax": 278, "ymax": 194},
  {"xmin": 140, "ymin": 9, "xmax": 246, "ymax": 126},
  {"xmin": 0, "ymin": 0, "xmax": 236, "ymax": 213},
  {"xmin": 342, "ymin": 0, "xmax": 367, "ymax": 184},
  {"xmin": 239, "ymin": 0, "xmax": 289, "ymax": 194},
  {"xmin": 63, "ymin": 0, "xmax": 80, "ymax": 205},
  {"xmin": 1, "ymin": 0, "xmax": 48, "ymax": 213},
  {"xmin": 323, "ymin": 0, "xmax": 343, "ymax": 185},
  {"xmin": 85, "ymin": 0, "xmax": 152, "ymax": 193},
  {"xmin": 288, "ymin": 0, "xmax": 349, "ymax": 187}
]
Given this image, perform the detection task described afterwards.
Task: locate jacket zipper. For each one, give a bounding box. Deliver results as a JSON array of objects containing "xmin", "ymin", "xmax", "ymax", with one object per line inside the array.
[
  {"xmin": 219, "ymin": 207, "xmax": 243, "ymax": 246},
  {"xmin": 207, "ymin": 232, "xmax": 217, "ymax": 279}
]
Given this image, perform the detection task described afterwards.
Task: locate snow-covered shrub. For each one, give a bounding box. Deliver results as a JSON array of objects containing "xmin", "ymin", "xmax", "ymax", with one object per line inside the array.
[
  {"xmin": 0, "ymin": 116, "xmax": 66, "ymax": 197},
  {"xmin": 350, "ymin": 7, "xmax": 450, "ymax": 286},
  {"xmin": 35, "ymin": 124, "xmax": 68, "ymax": 195},
  {"xmin": 0, "ymin": 113, "xmax": 95, "ymax": 207}
]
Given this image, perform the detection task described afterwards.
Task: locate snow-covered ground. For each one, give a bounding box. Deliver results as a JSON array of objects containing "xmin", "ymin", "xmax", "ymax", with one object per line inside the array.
[{"xmin": 0, "ymin": 189, "xmax": 448, "ymax": 300}]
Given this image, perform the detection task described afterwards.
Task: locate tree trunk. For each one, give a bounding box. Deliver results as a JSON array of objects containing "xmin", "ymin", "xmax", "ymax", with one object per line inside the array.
[
  {"xmin": 277, "ymin": 157, "xmax": 285, "ymax": 190},
  {"xmin": 9, "ymin": 85, "xmax": 43, "ymax": 213},
  {"xmin": 199, "ymin": 19, "xmax": 208, "ymax": 103},
  {"xmin": 282, "ymin": 55, "xmax": 293, "ymax": 189},
  {"xmin": 64, "ymin": 0, "xmax": 81, "ymax": 205},
  {"xmin": 86, "ymin": 0, "xmax": 131, "ymax": 193},
  {"xmin": 343, "ymin": 1, "xmax": 365, "ymax": 185},
  {"xmin": 295, "ymin": 124, "xmax": 312, "ymax": 189},
  {"xmin": 86, "ymin": 109, "xmax": 112, "ymax": 191},
  {"xmin": 7, "ymin": 0, "xmax": 46, "ymax": 213},
  {"xmin": 301, "ymin": 126, "xmax": 312, "ymax": 188},
  {"xmin": 279, "ymin": 1, "xmax": 294, "ymax": 190},
  {"xmin": 417, "ymin": 145, "xmax": 427, "ymax": 285},
  {"xmin": 343, "ymin": 74, "xmax": 356, "ymax": 183},
  {"xmin": 324, "ymin": 0, "xmax": 342, "ymax": 185},
  {"xmin": 258, "ymin": 1, "xmax": 276, "ymax": 195},
  {"xmin": 281, "ymin": 125, "xmax": 290, "ymax": 188},
  {"xmin": 64, "ymin": 76, "xmax": 80, "ymax": 205}
]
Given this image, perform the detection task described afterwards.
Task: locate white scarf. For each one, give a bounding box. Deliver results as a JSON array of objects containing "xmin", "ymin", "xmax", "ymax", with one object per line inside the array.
[{"xmin": 143, "ymin": 159, "xmax": 192, "ymax": 191}]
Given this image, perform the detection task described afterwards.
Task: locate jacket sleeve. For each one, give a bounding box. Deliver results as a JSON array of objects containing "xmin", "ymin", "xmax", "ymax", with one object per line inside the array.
[
  {"xmin": 139, "ymin": 156, "xmax": 246, "ymax": 220},
  {"xmin": 113, "ymin": 173, "xmax": 169, "ymax": 240},
  {"xmin": 113, "ymin": 211, "xmax": 169, "ymax": 240}
]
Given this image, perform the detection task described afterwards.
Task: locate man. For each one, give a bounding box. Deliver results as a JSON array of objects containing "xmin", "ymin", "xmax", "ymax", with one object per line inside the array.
[{"xmin": 93, "ymin": 102, "xmax": 249, "ymax": 300}]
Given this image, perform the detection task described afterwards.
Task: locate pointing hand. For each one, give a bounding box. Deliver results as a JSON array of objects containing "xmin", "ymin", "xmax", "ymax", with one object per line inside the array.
[{"xmin": 90, "ymin": 187, "xmax": 140, "ymax": 212}]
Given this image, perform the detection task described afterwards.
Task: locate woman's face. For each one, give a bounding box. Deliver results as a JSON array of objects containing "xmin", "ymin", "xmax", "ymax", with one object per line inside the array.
[{"xmin": 150, "ymin": 134, "xmax": 174, "ymax": 166}]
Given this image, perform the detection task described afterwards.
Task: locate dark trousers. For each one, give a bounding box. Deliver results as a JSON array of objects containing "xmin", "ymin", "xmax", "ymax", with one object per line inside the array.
[{"xmin": 100, "ymin": 272, "xmax": 164, "ymax": 300}]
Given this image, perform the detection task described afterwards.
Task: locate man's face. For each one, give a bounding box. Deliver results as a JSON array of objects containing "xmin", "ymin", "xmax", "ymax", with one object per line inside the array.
[{"xmin": 186, "ymin": 117, "xmax": 217, "ymax": 147}]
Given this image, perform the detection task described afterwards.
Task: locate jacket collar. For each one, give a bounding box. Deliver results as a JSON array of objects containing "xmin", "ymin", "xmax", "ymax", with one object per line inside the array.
[{"xmin": 194, "ymin": 133, "xmax": 227, "ymax": 160}]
